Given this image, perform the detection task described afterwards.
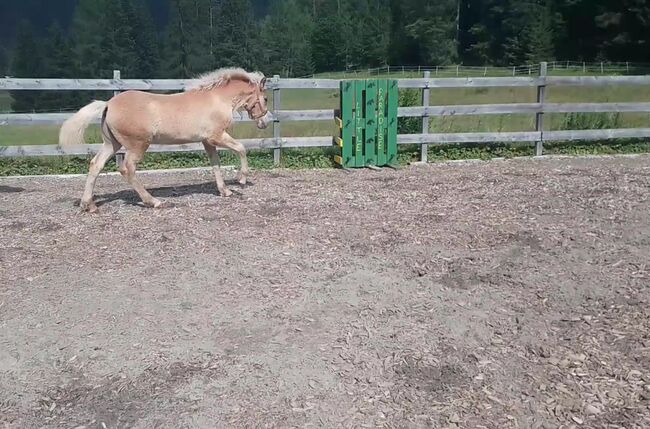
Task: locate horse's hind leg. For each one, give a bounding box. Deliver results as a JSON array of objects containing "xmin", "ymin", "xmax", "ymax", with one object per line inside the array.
[
  {"xmin": 119, "ymin": 147, "xmax": 162, "ymax": 208},
  {"xmin": 202, "ymin": 141, "xmax": 232, "ymax": 197},
  {"xmin": 80, "ymin": 140, "xmax": 119, "ymax": 212}
]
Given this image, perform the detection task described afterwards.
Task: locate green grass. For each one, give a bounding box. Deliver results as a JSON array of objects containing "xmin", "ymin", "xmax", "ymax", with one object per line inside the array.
[{"xmin": 0, "ymin": 91, "xmax": 12, "ymax": 112}]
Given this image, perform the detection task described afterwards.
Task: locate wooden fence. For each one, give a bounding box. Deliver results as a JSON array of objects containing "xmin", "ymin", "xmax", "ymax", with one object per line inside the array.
[{"xmin": 2, "ymin": 62, "xmax": 650, "ymax": 164}]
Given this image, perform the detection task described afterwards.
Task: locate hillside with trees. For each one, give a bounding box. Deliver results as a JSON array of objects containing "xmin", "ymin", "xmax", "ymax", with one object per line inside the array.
[{"xmin": 2, "ymin": 0, "xmax": 649, "ymax": 108}]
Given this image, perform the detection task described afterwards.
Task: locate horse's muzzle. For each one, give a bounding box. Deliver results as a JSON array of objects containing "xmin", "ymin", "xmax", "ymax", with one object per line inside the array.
[{"xmin": 256, "ymin": 112, "xmax": 272, "ymax": 129}]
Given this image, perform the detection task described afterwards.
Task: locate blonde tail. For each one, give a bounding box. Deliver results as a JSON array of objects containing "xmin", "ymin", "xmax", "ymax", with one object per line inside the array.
[{"xmin": 58, "ymin": 100, "xmax": 108, "ymax": 146}]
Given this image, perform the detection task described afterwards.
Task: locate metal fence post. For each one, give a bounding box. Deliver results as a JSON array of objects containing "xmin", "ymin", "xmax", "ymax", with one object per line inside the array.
[
  {"xmin": 272, "ymin": 74, "xmax": 281, "ymax": 166},
  {"xmin": 112, "ymin": 70, "xmax": 124, "ymax": 168},
  {"xmin": 535, "ymin": 62, "xmax": 548, "ymax": 157},
  {"xmin": 420, "ymin": 71, "xmax": 431, "ymax": 163}
]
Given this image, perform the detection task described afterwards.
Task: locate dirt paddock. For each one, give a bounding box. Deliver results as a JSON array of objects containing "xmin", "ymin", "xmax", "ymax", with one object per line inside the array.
[{"xmin": 1, "ymin": 156, "xmax": 649, "ymax": 428}]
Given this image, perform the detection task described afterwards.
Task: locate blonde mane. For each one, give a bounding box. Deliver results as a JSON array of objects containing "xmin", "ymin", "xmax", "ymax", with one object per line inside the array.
[{"xmin": 185, "ymin": 67, "xmax": 265, "ymax": 92}]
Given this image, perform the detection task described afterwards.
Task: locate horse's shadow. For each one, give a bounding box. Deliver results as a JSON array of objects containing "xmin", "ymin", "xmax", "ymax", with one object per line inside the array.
[{"xmin": 89, "ymin": 179, "xmax": 252, "ymax": 208}]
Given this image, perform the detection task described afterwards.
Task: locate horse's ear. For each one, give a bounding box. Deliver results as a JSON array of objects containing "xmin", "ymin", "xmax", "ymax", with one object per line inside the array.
[{"xmin": 261, "ymin": 77, "xmax": 267, "ymax": 89}]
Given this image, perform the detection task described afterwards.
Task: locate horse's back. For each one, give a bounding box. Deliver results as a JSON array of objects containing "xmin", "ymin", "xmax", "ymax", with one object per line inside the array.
[{"xmin": 105, "ymin": 90, "xmax": 227, "ymax": 145}]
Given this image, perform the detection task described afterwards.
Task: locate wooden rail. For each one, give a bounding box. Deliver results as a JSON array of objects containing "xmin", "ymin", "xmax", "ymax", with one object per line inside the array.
[{"xmin": 2, "ymin": 63, "xmax": 650, "ymax": 163}]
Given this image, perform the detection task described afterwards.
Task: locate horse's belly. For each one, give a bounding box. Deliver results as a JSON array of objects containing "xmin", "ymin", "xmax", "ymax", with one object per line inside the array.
[
  {"xmin": 152, "ymin": 132, "xmax": 205, "ymax": 145},
  {"xmin": 151, "ymin": 113, "xmax": 225, "ymax": 145}
]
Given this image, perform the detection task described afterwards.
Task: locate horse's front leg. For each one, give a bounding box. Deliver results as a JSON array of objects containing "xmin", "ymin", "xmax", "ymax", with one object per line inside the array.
[
  {"xmin": 217, "ymin": 132, "xmax": 249, "ymax": 186},
  {"xmin": 202, "ymin": 140, "xmax": 232, "ymax": 197}
]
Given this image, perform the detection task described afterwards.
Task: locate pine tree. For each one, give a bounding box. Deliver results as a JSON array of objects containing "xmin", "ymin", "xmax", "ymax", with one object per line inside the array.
[
  {"xmin": 99, "ymin": 0, "xmax": 139, "ymax": 76},
  {"xmin": 261, "ymin": 0, "xmax": 314, "ymax": 77},
  {"xmin": 132, "ymin": 0, "xmax": 160, "ymax": 77},
  {"xmin": 72, "ymin": 0, "xmax": 158, "ymax": 78},
  {"xmin": 596, "ymin": 0, "xmax": 650, "ymax": 62},
  {"xmin": 310, "ymin": 0, "xmax": 364, "ymax": 72},
  {"xmin": 387, "ymin": 0, "xmax": 420, "ymax": 65},
  {"xmin": 10, "ymin": 21, "xmax": 45, "ymax": 112},
  {"xmin": 554, "ymin": 0, "xmax": 601, "ymax": 61},
  {"xmin": 311, "ymin": 13, "xmax": 348, "ymax": 72},
  {"xmin": 211, "ymin": 0, "xmax": 260, "ymax": 70},
  {"xmin": 525, "ymin": 1, "xmax": 557, "ymax": 63},
  {"xmin": 71, "ymin": 0, "xmax": 108, "ymax": 78},
  {"xmin": 359, "ymin": 0, "xmax": 391, "ymax": 67},
  {"xmin": 162, "ymin": 0, "xmax": 213, "ymax": 78},
  {"xmin": 41, "ymin": 23, "xmax": 78, "ymax": 110},
  {"xmin": 463, "ymin": 0, "xmax": 559, "ymax": 66},
  {"xmin": 0, "ymin": 46, "xmax": 8, "ymax": 77},
  {"xmin": 403, "ymin": 0, "xmax": 459, "ymax": 65}
]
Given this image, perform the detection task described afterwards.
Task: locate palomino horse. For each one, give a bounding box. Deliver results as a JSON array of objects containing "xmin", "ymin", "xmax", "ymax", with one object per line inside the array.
[{"xmin": 59, "ymin": 67, "xmax": 270, "ymax": 212}]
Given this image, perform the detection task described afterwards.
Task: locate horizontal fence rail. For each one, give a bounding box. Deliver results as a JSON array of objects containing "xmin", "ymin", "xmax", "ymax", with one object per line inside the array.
[
  {"xmin": 5, "ymin": 102, "xmax": 650, "ymax": 126},
  {"xmin": 4, "ymin": 75, "xmax": 650, "ymax": 91},
  {"xmin": 2, "ymin": 64, "xmax": 650, "ymax": 163}
]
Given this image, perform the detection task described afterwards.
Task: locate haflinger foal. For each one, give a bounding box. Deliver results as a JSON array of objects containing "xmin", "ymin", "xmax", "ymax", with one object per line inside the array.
[{"xmin": 59, "ymin": 67, "xmax": 271, "ymax": 212}]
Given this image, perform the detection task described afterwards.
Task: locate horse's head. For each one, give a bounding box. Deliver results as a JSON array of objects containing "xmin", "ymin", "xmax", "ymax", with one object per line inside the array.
[{"xmin": 244, "ymin": 76, "xmax": 270, "ymax": 129}]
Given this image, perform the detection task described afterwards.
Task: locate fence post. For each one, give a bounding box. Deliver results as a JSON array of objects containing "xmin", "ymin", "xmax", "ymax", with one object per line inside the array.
[
  {"xmin": 272, "ymin": 74, "xmax": 281, "ymax": 166},
  {"xmin": 535, "ymin": 62, "xmax": 547, "ymax": 157},
  {"xmin": 113, "ymin": 69, "xmax": 124, "ymax": 168},
  {"xmin": 601, "ymin": 62, "xmax": 604, "ymax": 74},
  {"xmin": 420, "ymin": 71, "xmax": 431, "ymax": 163}
]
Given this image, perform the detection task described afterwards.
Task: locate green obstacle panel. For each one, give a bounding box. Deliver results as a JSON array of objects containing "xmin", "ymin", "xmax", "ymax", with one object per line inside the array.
[
  {"xmin": 335, "ymin": 81, "xmax": 355, "ymax": 168},
  {"xmin": 335, "ymin": 79, "xmax": 399, "ymax": 168},
  {"xmin": 364, "ymin": 79, "xmax": 377, "ymax": 166},
  {"xmin": 376, "ymin": 79, "xmax": 388, "ymax": 166},
  {"xmin": 354, "ymin": 80, "xmax": 366, "ymax": 167},
  {"xmin": 387, "ymin": 79, "xmax": 399, "ymax": 166}
]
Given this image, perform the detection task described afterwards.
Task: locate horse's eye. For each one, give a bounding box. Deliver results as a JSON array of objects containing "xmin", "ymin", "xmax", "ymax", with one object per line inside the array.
[{"xmin": 264, "ymin": 97, "xmax": 268, "ymax": 103}]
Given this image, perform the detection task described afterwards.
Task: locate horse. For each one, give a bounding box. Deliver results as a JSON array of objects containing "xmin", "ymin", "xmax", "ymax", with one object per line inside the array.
[{"xmin": 59, "ymin": 67, "xmax": 270, "ymax": 212}]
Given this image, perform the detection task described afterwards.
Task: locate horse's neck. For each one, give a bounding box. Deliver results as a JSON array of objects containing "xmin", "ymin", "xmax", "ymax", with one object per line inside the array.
[{"xmin": 213, "ymin": 81, "xmax": 253, "ymax": 111}]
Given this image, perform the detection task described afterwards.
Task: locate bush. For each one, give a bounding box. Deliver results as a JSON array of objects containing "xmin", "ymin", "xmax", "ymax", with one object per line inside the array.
[
  {"xmin": 398, "ymin": 89, "xmax": 423, "ymax": 134},
  {"xmin": 560, "ymin": 112, "xmax": 621, "ymax": 130}
]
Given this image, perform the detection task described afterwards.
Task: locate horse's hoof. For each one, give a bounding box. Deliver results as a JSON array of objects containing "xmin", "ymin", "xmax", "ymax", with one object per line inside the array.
[
  {"xmin": 236, "ymin": 171, "xmax": 250, "ymax": 186},
  {"xmin": 144, "ymin": 198, "xmax": 165, "ymax": 208},
  {"xmin": 221, "ymin": 188, "xmax": 233, "ymax": 197},
  {"xmin": 80, "ymin": 201, "xmax": 98, "ymax": 213}
]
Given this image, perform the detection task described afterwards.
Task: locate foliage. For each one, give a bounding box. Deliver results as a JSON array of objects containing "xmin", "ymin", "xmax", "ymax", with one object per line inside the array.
[
  {"xmin": 397, "ymin": 89, "xmax": 422, "ymax": 134},
  {"xmin": 0, "ymin": 45, "xmax": 9, "ymax": 76},
  {"xmin": 559, "ymin": 112, "xmax": 621, "ymax": 131},
  {"xmin": 211, "ymin": 0, "xmax": 260, "ymax": 70},
  {"xmin": 261, "ymin": 0, "xmax": 314, "ymax": 77},
  {"xmin": 2, "ymin": 140, "xmax": 650, "ymax": 177},
  {"xmin": 6, "ymin": 0, "xmax": 650, "ymax": 82},
  {"xmin": 162, "ymin": 0, "xmax": 214, "ymax": 78},
  {"xmin": 9, "ymin": 21, "xmax": 45, "ymax": 112}
]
